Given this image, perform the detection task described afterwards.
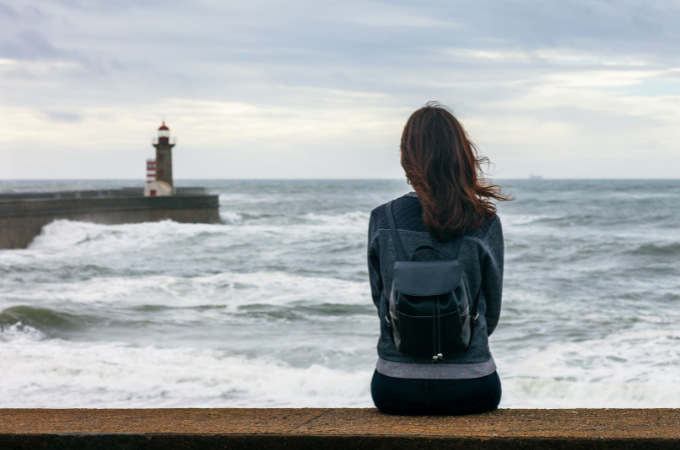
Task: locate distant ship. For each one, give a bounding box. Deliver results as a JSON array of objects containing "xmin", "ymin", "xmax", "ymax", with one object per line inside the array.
[{"xmin": 529, "ymin": 174, "xmax": 543, "ymax": 180}]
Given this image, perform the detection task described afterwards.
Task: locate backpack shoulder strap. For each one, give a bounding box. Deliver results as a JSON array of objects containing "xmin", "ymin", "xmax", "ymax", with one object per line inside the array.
[
  {"xmin": 451, "ymin": 233, "xmax": 480, "ymax": 321},
  {"xmin": 385, "ymin": 201, "xmax": 407, "ymax": 261},
  {"xmin": 451, "ymin": 234, "xmax": 480, "ymax": 322}
]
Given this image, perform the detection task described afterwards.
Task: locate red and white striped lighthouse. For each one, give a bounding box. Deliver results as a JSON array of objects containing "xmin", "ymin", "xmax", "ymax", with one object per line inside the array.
[
  {"xmin": 146, "ymin": 159, "xmax": 156, "ymax": 184},
  {"xmin": 152, "ymin": 121, "xmax": 176, "ymax": 190},
  {"xmin": 145, "ymin": 122, "xmax": 176, "ymax": 197}
]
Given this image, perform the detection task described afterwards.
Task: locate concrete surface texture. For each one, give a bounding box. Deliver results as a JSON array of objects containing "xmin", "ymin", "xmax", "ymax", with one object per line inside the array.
[{"xmin": 0, "ymin": 408, "xmax": 678, "ymax": 449}]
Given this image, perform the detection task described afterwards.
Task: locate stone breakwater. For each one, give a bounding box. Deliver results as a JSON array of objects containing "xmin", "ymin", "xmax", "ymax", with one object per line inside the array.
[
  {"xmin": 0, "ymin": 188, "xmax": 220, "ymax": 249},
  {"xmin": 0, "ymin": 408, "xmax": 678, "ymax": 449}
]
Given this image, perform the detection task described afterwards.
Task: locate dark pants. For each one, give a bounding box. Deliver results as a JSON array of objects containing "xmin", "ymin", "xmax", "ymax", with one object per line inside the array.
[{"xmin": 371, "ymin": 370, "xmax": 501, "ymax": 415}]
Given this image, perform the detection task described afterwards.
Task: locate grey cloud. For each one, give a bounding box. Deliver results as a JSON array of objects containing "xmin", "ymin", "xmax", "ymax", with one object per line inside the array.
[
  {"xmin": 42, "ymin": 110, "xmax": 85, "ymax": 123},
  {"xmin": 1, "ymin": 0, "xmax": 679, "ymax": 176},
  {"xmin": 40, "ymin": 0, "xmax": 174, "ymax": 13},
  {"xmin": 361, "ymin": 0, "xmax": 680, "ymax": 63},
  {"xmin": 0, "ymin": 2, "xmax": 17, "ymax": 18},
  {"xmin": 0, "ymin": 29, "xmax": 62, "ymax": 60}
]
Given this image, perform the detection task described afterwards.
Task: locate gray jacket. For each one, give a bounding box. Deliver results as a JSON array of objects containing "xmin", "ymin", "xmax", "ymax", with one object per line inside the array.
[{"xmin": 368, "ymin": 192, "xmax": 504, "ymax": 379}]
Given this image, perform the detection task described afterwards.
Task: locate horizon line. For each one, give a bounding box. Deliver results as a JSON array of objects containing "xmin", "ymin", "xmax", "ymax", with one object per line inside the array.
[{"xmin": 1, "ymin": 177, "xmax": 678, "ymax": 182}]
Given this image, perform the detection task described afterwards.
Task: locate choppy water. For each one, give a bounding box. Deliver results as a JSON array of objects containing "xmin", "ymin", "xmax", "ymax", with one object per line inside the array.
[{"xmin": 0, "ymin": 179, "xmax": 678, "ymax": 408}]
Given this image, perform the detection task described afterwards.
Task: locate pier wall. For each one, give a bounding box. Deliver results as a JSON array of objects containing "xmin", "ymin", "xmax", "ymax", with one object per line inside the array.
[
  {"xmin": 0, "ymin": 193, "xmax": 220, "ymax": 249},
  {"xmin": 0, "ymin": 408, "xmax": 678, "ymax": 449}
]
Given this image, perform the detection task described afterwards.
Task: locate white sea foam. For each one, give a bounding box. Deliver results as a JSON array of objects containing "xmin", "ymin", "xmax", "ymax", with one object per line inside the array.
[
  {"xmin": 2, "ymin": 330, "xmax": 676, "ymax": 408},
  {"xmin": 1, "ymin": 271, "xmax": 368, "ymax": 312},
  {"xmin": 219, "ymin": 211, "xmax": 243, "ymax": 224},
  {"xmin": 29, "ymin": 219, "xmax": 223, "ymax": 252},
  {"xmin": 503, "ymin": 214, "xmax": 561, "ymax": 227},
  {"xmin": 24, "ymin": 215, "xmax": 367, "ymax": 257},
  {"xmin": 303, "ymin": 211, "xmax": 369, "ymax": 227},
  {"xmin": 501, "ymin": 376, "xmax": 680, "ymax": 408},
  {"xmin": 496, "ymin": 326, "xmax": 680, "ymax": 408},
  {"xmin": 0, "ymin": 339, "xmax": 372, "ymax": 408},
  {"xmin": 218, "ymin": 193, "xmax": 282, "ymax": 204},
  {"xmin": 0, "ymin": 321, "xmax": 45, "ymax": 343}
]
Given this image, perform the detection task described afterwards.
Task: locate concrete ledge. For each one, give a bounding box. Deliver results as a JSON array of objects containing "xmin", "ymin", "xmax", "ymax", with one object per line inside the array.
[{"xmin": 0, "ymin": 408, "xmax": 678, "ymax": 449}]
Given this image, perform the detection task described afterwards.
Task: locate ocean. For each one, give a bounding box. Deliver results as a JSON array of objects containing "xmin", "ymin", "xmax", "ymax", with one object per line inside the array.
[{"xmin": 0, "ymin": 179, "xmax": 678, "ymax": 408}]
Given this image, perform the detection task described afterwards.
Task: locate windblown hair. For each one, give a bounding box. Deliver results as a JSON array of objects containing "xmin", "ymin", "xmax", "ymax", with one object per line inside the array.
[{"xmin": 400, "ymin": 102, "xmax": 511, "ymax": 241}]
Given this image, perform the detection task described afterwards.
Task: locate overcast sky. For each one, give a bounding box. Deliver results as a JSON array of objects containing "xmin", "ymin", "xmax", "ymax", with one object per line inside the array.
[{"xmin": 1, "ymin": 0, "xmax": 679, "ymax": 179}]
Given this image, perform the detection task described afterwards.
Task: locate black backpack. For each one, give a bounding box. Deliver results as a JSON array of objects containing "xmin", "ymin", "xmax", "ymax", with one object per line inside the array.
[{"xmin": 385, "ymin": 200, "xmax": 477, "ymax": 361}]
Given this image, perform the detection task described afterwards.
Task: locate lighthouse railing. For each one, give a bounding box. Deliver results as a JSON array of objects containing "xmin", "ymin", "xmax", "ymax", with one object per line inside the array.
[{"xmin": 152, "ymin": 137, "xmax": 177, "ymax": 146}]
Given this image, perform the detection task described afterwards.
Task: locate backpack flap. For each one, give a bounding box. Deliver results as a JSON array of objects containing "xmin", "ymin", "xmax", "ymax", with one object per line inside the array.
[{"xmin": 393, "ymin": 260, "xmax": 461, "ymax": 296}]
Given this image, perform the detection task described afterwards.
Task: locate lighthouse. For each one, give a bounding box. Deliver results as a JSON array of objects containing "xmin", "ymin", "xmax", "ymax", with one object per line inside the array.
[{"xmin": 147, "ymin": 121, "xmax": 176, "ymax": 196}]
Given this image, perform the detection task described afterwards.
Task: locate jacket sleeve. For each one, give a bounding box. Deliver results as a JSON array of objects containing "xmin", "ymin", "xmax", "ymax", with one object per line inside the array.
[
  {"xmin": 367, "ymin": 210, "xmax": 383, "ymax": 310},
  {"xmin": 481, "ymin": 215, "xmax": 504, "ymax": 336}
]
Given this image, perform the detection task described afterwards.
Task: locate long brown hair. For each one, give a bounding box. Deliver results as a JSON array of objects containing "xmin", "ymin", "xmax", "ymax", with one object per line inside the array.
[{"xmin": 400, "ymin": 102, "xmax": 511, "ymax": 241}]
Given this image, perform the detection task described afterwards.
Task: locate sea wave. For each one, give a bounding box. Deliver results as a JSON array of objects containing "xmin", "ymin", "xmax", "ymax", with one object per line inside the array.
[
  {"xmin": 625, "ymin": 241, "xmax": 680, "ymax": 257},
  {"xmin": 303, "ymin": 211, "xmax": 370, "ymax": 227},
  {"xmin": 0, "ymin": 321, "xmax": 45, "ymax": 343},
  {"xmin": 219, "ymin": 211, "xmax": 243, "ymax": 224},
  {"xmin": 29, "ymin": 219, "xmax": 224, "ymax": 252},
  {"xmin": 503, "ymin": 214, "xmax": 563, "ymax": 227},
  {"xmin": 26, "ymin": 215, "xmax": 369, "ymax": 254},
  {"xmin": 501, "ymin": 376, "xmax": 680, "ymax": 408},
  {"xmin": 0, "ymin": 272, "xmax": 369, "ymax": 309},
  {"xmin": 2, "ymin": 179, "xmax": 679, "ymax": 408},
  {"xmin": 0, "ymin": 340, "xmax": 373, "ymax": 408},
  {"xmin": 496, "ymin": 326, "xmax": 680, "ymax": 408},
  {"xmin": 0, "ymin": 306, "xmax": 91, "ymax": 337}
]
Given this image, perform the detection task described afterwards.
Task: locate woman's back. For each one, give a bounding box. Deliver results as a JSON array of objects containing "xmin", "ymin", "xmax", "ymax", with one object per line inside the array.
[
  {"xmin": 367, "ymin": 102, "xmax": 510, "ymax": 415},
  {"xmin": 368, "ymin": 192, "xmax": 504, "ymax": 379}
]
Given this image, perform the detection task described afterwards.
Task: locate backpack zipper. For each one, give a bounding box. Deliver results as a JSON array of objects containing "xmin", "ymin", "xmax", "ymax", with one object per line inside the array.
[{"xmin": 432, "ymin": 298, "xmax": 444, "ymax": 362}]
